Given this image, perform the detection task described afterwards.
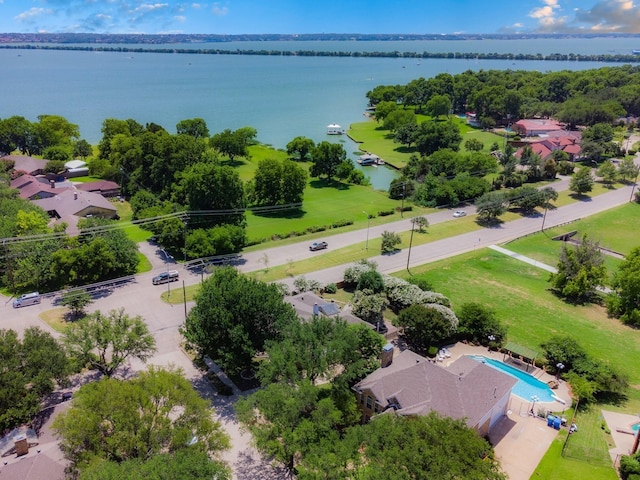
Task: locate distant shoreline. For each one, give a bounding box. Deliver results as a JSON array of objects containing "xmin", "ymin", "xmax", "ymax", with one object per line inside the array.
[
  {"xmin": 2, "ymin": 32, "xmax": 640, "ymax": 44},
  {"xmin": 2, "ymin": 43, "xmax": 640, "ymax": 63}
]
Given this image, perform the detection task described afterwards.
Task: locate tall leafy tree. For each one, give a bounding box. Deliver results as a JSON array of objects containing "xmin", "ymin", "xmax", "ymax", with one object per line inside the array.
[
  {"xmin": 182, "ymin": 267, "xmax": 299, "ymax": 374},
  {"xmin": 209, "ymin": 127, "xmax": 256, "ymax": 162},
  {"xmin": 549, "ymin": 234, "xmax": 607, "ymax": 302},
  {"xmin": 310, "ymin": 141, "xmax": 346, "ymax": 180},
  {"xmin": 425, "ymin": 94, "xmax": 451, "ymax": 119},
  {"xmin": 608, "ymin": 246, "xmax": 640, "ymax": 326},
  {"xmin": 0, "ymin": 327, "xmax": 69, "ymax": 431},
  {"xmin": 569, "ymin": 165, "xmax": 595, "ymax": 195},
  {"xmin": 337, "ymin": 412, "xmax": 506, "ymax": 480},
  {"xmin": 62, "ymin": 308, "xmax": 156, "ymax": 378},
  {"xmin": 414, "ymin": 119, "xmax": 462, "ymax": 156},
  {"xmin": 53, "ymin": 367, "xmax": 230, "ymax": 473},
  {"xmin": 286, "ymin": 136, "xmax": 315, "ymax": 161},
  {"xmin": 395, "ymin": 303, "xmax": 456, "ymax": 353},
  {"xmin": 175, "ymin": 117, "xmax": 209, "ymax": 139}
]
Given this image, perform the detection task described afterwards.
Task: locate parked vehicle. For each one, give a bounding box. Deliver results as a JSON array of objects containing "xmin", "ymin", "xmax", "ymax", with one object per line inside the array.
[
  {"xmin": 152, "ymin": 270, "xmax": 179, "ymax": 285},
  {"xmin": 309, "ymin": 241, "xmax": 328, "ymax": 251},
  {"xmin": 453, "ymin": 210, "xmax": 467, "ymax": 218},
  {"xmin": 13, "ymin": 292, "xmax": 41, "ymax": 308}
]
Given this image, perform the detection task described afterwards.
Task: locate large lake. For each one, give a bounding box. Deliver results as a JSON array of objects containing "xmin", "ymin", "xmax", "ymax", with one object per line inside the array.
[{"xmin": 2, "ymin": 37, "xmax": 638, "ymax": 188}]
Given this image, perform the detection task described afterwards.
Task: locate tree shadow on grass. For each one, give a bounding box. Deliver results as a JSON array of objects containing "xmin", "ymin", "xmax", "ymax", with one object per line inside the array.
[
  {"xmin": 475, "ymin": 218, "xmax": 505, "ymax": 228},
  {"xmin": 309, "ymin": 179, "xmax": 351, "ymax": 190},
  {"xmin": 251, "ymin": 208, "xmax": 306, "ymax": 219}
]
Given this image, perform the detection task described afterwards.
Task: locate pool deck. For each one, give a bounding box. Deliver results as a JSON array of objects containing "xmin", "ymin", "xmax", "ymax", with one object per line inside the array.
[
  {"xmin": 601, "ymin": 410, "xmax": 640, "ymax": 461},
  {"xmin": 445, "ymin": 342, "xmax": 573, "ymax": 480}
]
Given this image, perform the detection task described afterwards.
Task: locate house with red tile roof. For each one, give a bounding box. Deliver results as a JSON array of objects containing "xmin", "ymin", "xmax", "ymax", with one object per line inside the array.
[
  {"xmin": 512, "ymin": 119, "xmax": 564, "ymax": 137},
  {"xmin": 515, "ymin": 131, "xmax": 582, "ymax": 162},
  {"xmin": 353, "ymin": 348, "xmax": 516, "ymax": 437},
  {"xmin": 9, "ymin": 175, "xmax": 71, "ymax": 200}
]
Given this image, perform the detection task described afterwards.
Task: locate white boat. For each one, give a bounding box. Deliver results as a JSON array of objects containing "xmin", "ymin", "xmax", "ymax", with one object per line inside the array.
[
  {"xmin": 357, "ymin": 153, "xmax": 384, "ymax": 166},
  {"xmin": 327, "ymin": 123, "xmax": 345, "ymax": 135}
]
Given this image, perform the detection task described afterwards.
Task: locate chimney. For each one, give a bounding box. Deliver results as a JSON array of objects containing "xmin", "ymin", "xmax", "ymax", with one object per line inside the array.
[
  {"xmin": 381, "ymin": 343, "xmax": 394, "ymax": 368},
  {"xmin": 74, "ymin": 191, "xmax": 78, "ymax": 200},
  {"xmin": 50, "ymin": 179, "xmax": 55, "ymax": 188},
  {"xmin": 13, "ymin": 433, "xmax": 28, "ymax": 456}
]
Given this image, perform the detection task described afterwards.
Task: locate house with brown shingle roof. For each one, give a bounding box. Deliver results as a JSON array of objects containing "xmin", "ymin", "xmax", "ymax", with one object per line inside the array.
[
  {"xmin": 2, "ymin": 155, "xmax": 48, "ymax": 176},
  {"xmin": 9, "ymin": 175, "xmax": 71, "ymax": 200},
  {"xmin": 512, "ymin": 119, "xmax": 564, "ymax": 137},
  {"xmin": 76, "ymin": 180, "xmax": 121, "ymax": 198},
  {"xmin": 514, "ymin": 131, "xmax": 582, "ymax": 162},
  {"xmin": 353, "ymin": 348, "xmax": 516, "ymax": 437},
  {"xmin": 31, "ymin": 189, "xmax": 117, "ymax": 221}
]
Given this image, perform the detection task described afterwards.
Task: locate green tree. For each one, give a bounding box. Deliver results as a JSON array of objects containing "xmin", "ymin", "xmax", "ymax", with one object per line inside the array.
[
  {"xmin": 396, "ymin": 304, "xmax": 456, "ymax": 353},
  {"xmin": 281, "ymin": 159, "xmax": 307, "ymax": 203},
  {"xmin": 383, "ymin": 109, "xmax": 416, "ymax": 132},
  {"xmin": 414, "ymin": 120, "xmax": 462, "ymax": 156},
  {"xmin": 549, "ymin": 235, "xmax": 607, "ymax": 302},
  {"xmin": 209, "ymin": 127, "xmax": 256, "ymax": 162},
  {"xmin": 182, "ymin": 267, "xmax": 299, "ymax": 374},
  {"xmin": 286, "ymin": 136, "xmax": 315, "ymax": 162},
  {"xmin": 0, "ymin": 327, "xmax": 69, "ymax": 431},
  {"xmin": 235, "ymin": 380, "xmax": 343, "ymax": 474},
  {"xmin": 78, "ymin": 449, "xmax": 231, "ymax": 480},
  {"xmin": 175, "ymin": 117, "xmax": 209, "ymax": 139},
  {"xmin": 456, "ymin": 302, "xmax": 507, "ymax": 346},
  {"xmin": 569, "ymin": 165, "xmax": 595, "ymax": 195},
  {"xmin": 425, "ymin": 94, "xmax": 451, "ymax": 119},
  {"xmin": 180, "ymin": 162, "xmax": 246, "ymax": 226},
  {"xmin": 356, "ymin": 269, "xmax": 385, "ymax": 293},
  {"xmin": 60, "ymin": 290, "xmax": 93, "ymax": 319},
  {"xmin": 411, "ymin": 215, "xmax": 429, "ymax": 232},
  {"xmin": 464, "ymin": 138, "xmax": 484, "ymax": 152},
  {"xmin": 476, "ymin": 191, "xmax": 508, "ymax": 221},
  {"xmin": 373, "ymin": 100, "xmax": 398, "ymax": 123},
  {"xmin": 310, "ymin": 141, "xmax": 346, "ymax": 180},
  {"xmin": 607, "ymin": 246, "xmax": 640, "ymax": 326},
  {"xmin": 597, "ymin": 159, "xmax": 617, "ymax": 187},
  {"xmin": 380, "ymin": 230, "xmax": 401, "ymax": 253},
  {"xmin": 339, "ymin": 412, "xmax": 505, "ymax": 480},
  {"xmin": 63, "ymin": 308, "xmax": 156, "ymax": 378},
  {"xmin": 53, "ymin": 367, "xmax": 230, "ymax": 472},
  {"xmin": 618, "ymin": 157, "xmax": 640, "ymax": 182},
  {"xmin": 73, "ymin": 139, "xmax": 93, "ymax": 159}
]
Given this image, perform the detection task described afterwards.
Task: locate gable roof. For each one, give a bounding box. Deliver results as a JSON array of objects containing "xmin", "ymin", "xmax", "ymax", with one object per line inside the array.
[
  {"xmin": 10, "ymin": 174, "xmax": 71, "ymax": 200},
  {"xmin": 2, "ymin": 155, "xmax": 48, "ymax": 175},
  {"xmin": 76, "ymin": 180, "xmax": 120, "ymax": 193},
  {"xmin": 354, "ymin": 350, "xmax": 517, "ymax": 428},
  {"xmin": 31, "ymin": 189, "xmax": 116, "ymax": 219}
]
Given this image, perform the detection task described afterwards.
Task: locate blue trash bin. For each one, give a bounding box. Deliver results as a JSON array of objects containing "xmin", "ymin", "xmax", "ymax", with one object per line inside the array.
[
  {"xmin": 553, "ymin": 417, "xmax": 561, "ymax": 430},
  {"xmin": 547, "ymin": 415, "xmax": 555, "ymax": 427}
]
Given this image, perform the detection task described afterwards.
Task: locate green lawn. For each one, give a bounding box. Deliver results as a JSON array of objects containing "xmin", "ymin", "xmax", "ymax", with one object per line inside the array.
[{"xmin": 395, "ymin": 249, "xmax": 640, "ymax": 385}]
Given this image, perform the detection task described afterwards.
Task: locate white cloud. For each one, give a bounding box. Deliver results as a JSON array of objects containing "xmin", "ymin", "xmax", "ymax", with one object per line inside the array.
[
  {"xmin": 15, "ymin": 7, "xmax": 53, "ymax": 22},
  {"xmin": 131, "ymin": 3, "xmax": 169, "ymax": 14},
  {"xmin": 212, "ymin": 3, "xmax": 229, "ymax": 16},
  {"xmin": 174, "ymin": 15, "xmax": 186, "ymax": 22}
]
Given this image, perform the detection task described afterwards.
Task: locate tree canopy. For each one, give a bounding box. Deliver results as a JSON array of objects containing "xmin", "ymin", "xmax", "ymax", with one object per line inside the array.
[
  {"xmin": 0, "ymin": 327, "xmax": 69, "ymax": 431},
  {"xmin": 182, "ymin": 266, "xmax": 299, "ymax": 374},
  {"xmin": 53, "ymin": 367, "xmax": 230, "ymax": 473},
  {"xmin": 63, "ymin": 308, "xmax": 156, "ymax": 378}
]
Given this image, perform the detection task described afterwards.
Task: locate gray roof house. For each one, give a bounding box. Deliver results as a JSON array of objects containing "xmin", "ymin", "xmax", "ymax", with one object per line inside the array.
[
  {"xmin": 31, "ymin": 189, "xmax": 117, "ymax": 220},
  {"xmin": 353, "ymin": 348, "xmax": 517, "ymax": 437}
]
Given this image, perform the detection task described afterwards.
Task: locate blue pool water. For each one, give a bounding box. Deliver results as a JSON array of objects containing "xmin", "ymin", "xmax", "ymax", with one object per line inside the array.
[
  {"xmin": 632, "ymin": 422, "xmax": 640, "ymax": 432},
  {"xmin": 468, "ymin": 355, "xmax": 557, "ymax": 403}
]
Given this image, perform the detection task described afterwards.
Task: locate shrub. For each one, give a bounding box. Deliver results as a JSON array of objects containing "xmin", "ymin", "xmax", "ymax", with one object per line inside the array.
[
  {"xmin": 324, "ymin": 283, "xmax": 337, "ymax": 294},
  {"xmin": 343, "ymin": 259, "xmax": 378, "ymax": 287},
  {"xmin": 377, "ymin": 209, "xmax": 395, "ymax": 217},
  {"xmin": 407, "ymin": 275, "xmax": 433, "ymax": 292},
  {"xmin": 331, "ymin": 219, "xmax": 353, "ymax": 228},
  {"xmin": 357, "ymin": 270, "xmax": 385, "ymax": 293}
]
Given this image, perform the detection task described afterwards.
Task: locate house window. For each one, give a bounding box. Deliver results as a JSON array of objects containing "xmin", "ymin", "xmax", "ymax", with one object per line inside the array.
[
  {"xmin": 360, "ymin": 393, "xmax": 364, "ymax": 404},
  {"xmin": 374, "ymin": 404, "xmax": 379, "ymax": 413},
  {"xmin": 366, "ymin": 396, "xmax": 372, "ymax": 409}
]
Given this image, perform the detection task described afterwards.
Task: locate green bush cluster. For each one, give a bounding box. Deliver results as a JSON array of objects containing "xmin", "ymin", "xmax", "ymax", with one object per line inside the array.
[{"xmin": 377, "ymin": 209, "xmax": 395, "ymax": 217}]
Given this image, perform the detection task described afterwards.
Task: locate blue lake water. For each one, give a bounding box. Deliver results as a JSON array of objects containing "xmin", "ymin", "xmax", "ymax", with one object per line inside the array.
[
  {"xmin": 468, "ymin": 355, "xmax": 557, "ymax": 403},
  {"xmin": 1, "ymin": 37, "xmax": 636, "ymax": 189}
]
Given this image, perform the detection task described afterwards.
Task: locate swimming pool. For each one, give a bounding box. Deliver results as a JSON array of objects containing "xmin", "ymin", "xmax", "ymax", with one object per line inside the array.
[{"xmin": 468, "ymin": 355, "xmax": 558, "ymax": 403}]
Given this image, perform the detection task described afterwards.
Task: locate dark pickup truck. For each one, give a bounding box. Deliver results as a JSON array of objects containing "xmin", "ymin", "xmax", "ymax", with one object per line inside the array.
[{"xmin": 309, "ymin": 241, "xmax": 328, "ymax": 251}]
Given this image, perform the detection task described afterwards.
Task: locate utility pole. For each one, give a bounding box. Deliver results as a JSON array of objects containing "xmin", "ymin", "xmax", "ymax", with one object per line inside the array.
[{"xmin": 406, "ymin": 218, "xmax": 415, "ymax": 273}]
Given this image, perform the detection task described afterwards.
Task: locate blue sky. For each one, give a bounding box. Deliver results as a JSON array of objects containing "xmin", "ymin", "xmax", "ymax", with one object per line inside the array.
[{"xmin": 1, "ymin": 0, "xmax": 639, "ymax": 35}]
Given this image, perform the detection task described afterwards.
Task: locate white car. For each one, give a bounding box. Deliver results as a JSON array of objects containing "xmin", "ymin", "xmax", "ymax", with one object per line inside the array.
[{"xmin": 453, "ymin": 210, "xmax": 467, "ymax": 218}]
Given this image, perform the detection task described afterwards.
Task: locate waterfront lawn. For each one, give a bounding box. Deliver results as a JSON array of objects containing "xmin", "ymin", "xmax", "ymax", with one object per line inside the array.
[{"xmin": 395, "ymin": 249, "xmax": 640, "ymax": 385}]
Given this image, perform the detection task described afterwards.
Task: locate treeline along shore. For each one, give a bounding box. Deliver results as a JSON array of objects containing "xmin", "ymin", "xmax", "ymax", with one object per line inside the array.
[{"xmin": 2, "ymin": 43, "xmax": 640, "ymax": 63}]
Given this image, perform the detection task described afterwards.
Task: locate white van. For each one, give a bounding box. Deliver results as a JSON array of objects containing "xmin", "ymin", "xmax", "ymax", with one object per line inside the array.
[
  {"xmin": 13, "ymin": 292, "xmax": 41, "ymax": 308},
  {"xmin": 152, "ymin": 270, "xmax": 179, "ymax": 285}
]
